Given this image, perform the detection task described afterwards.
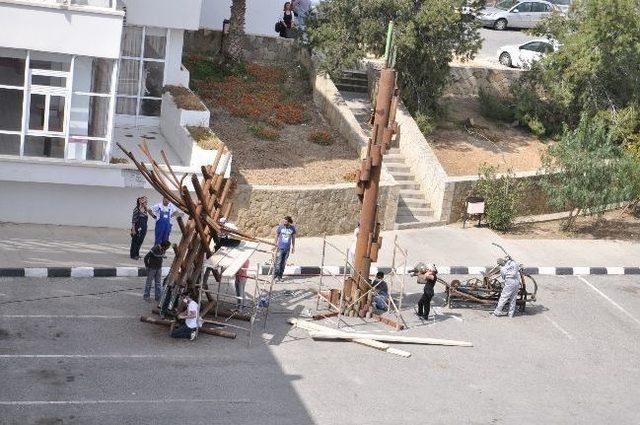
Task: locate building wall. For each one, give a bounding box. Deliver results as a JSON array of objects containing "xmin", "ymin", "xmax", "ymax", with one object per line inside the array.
[
  {"xmin": 124, "ymin": 0, "xmax": 202, "ymax": 30},
  {"xmin": 0, "ymin": 2, "xmax": 123, "ymax": 58},
  {"xmin": 200, "ymin": 0, "xmax": 289, "ymax": 37}
]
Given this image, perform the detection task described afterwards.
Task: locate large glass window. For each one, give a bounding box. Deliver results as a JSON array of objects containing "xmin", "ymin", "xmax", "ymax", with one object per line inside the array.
[
  {"xmin": 0, "ymin": 48, "xmax": 115, "ymax": 162},
  {"xmin": 116, "ymin": 26, "xmax": 166, "ymax": 118}
]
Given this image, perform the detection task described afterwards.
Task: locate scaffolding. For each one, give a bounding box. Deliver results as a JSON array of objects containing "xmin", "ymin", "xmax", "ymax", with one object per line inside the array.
[{"xmin": 314, "ymin": 234, "xmax": 408, "ymax": 331}]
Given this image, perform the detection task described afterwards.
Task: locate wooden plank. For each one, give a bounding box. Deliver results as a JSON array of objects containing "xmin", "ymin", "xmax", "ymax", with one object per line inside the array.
[
  {"xmin": 206, "ymin": 240, "xmax": 260, "ymax": 278},
  {"xmin": 308, "ymin": 331, "xmax": 473, "ymax": 347},
  {"xmin": 288, "ymin": 319, "xmax": 411, "ymax": 357}
]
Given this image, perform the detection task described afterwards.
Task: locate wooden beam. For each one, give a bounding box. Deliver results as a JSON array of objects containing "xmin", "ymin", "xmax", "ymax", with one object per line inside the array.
[{"xmin": 308, "ymin": 331, "xmax": 473, "ymax": 347}]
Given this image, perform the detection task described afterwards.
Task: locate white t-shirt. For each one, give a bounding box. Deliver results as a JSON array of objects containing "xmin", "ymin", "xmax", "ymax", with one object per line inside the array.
[
  {"xmin": 152, "ymin": 203, "xmax": 177, "ymax": 220},
  {"xmin": 185, "ymin": 300, "xmax": 199, "ymax": 329}
]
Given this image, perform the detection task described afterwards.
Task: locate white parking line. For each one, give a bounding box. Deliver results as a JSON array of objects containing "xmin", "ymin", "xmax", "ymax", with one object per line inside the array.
[
  {"xmin": 543, "ymin": 315, "xmax": 572, "ymax": 340},
  {"xmin": 0, "ymin": 398, "xmax": 254, "ymax": 406},
  {"xmin": 578, "ymin": 276, "xmax": 640, "ymax": 327},
  {"xmin": 0, "ymin": 354, "xmax": 211, "ymax": 359}
]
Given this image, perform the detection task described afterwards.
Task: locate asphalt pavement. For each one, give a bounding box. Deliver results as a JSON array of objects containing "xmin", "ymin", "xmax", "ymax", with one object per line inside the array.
[{"xmin": 1, "ymin": 274, "xmax": 639, "ymax": 424}]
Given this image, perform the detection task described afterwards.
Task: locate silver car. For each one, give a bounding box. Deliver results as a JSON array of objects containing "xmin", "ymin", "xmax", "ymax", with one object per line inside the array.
[{"xmin": 477, "ymin": 0, "xmax": 560, "ymax": 30}]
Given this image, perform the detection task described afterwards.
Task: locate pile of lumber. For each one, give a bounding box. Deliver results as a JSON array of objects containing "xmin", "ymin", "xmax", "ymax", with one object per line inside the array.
[{"xmin": 289, "ymin": 318, "xmax": 472, "ymax": 359}]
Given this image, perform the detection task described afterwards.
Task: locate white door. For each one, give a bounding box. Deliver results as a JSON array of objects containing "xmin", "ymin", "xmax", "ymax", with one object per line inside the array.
[{"xmin": 518, "ymin": 42, "xmax": 543, "ymax": 68}]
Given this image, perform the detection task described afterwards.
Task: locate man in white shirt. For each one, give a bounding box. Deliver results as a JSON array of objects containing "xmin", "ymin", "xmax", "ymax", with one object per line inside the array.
[{"xmin": 170, "ymin": 294, "xmax": 199, "ymax": 340}]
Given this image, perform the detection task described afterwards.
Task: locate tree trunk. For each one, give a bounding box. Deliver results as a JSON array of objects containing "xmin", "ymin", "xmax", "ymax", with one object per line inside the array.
[{"xmin": 222, "ymin": 0, "xmax": 246, "ymax": 64}]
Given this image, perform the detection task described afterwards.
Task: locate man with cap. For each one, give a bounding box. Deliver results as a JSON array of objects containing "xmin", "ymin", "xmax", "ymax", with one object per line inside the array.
[
  {"xmin": 492, "ymin": 257, "xmax": 521, "ymax": 317},
  {"xmin": 417, "ymin": 264, "xmax": 438, "ymax": 319}
]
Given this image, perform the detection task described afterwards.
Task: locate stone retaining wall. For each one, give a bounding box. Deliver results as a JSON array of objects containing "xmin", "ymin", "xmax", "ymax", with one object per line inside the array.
[
  {"xmin": 444, "ymin": 63, "xmax": 522, "ymax": 97},
  {"xmin": 183, "ymin": 30, "xmax": 311, "ymax": 66},
  {"xmin": 231, "ymin": 182, "xmax": 399, "ymax": 237}
]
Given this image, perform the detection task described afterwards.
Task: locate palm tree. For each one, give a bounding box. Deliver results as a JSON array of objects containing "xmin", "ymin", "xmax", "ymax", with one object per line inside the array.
[{"xmin": 222, "ymin": 0, "xmax": 246, "ymax": 63}]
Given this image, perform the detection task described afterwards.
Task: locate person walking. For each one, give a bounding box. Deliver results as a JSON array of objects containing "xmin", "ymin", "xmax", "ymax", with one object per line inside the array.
[
  {"xmin": 170, "ymin": 294, "xmax": 199, "ymax": 340},
  {"xmin": 273, "ymin": 216, "xmax": 296, "ymax": 281},
  {"xmin": 492, "ymin": 257, "xmax": 521, "ymax": 318},
  {"xmin": 130, "ymin": 196, "xmax": 154, "ymax": 260},
  {"xmin": 417, "ymin": 264, "xmax": 438, "ymax": 319},
  {"xmin": 143, "ymin": 240, "xmax": 171, "ymax": 303},
  {"xmin": 152, "ymin": 197, "xmax": 178, "ymax": 246}
]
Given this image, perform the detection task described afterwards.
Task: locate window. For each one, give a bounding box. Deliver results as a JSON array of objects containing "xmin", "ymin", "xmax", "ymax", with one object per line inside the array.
[
  {"xmin": 520, "ymin": 42, "xmax": 541, "ymax": 51},
  {"xmin": 514, "ymin": 2, "xmax": 532, "ymax": 12},
  {"xmin": 0, "ymin": 48, "xmax": 116, "ymax": 162},
  {"xmin": 116, "ymin": 26, "xmax": 167, "ymax": 118},
  {"xmin": 531, "ymin": 2, "xmax": 549, "ymax": 12}
]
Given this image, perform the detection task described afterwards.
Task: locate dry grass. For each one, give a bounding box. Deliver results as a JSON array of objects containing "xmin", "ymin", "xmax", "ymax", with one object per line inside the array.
[
  {"xmin": 187, "ymin": 126, "xmax": 222, "ymax": 150},
  {"xmin": 163, "ymin": 85, "xmax": 207, "ymax": 111},
  {"xmin": 109, "ymin": 157, "xmax": 129, "ymax": 164}
]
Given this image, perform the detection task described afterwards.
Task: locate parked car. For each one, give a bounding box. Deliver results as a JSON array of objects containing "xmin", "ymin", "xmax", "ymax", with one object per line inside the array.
[
  {"xmin": 546, "ymin": 0, "xmax": 572, "ymax": 13},
  {"xmin": 476, "ymin": 0, "xmax": 560, "ymax": 30},
  {"xmin": 497, "ymin": 39, "xmax": 556, "ymax": 68}
]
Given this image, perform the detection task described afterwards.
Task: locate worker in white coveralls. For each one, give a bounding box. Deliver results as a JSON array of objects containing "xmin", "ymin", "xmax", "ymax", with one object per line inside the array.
[{"xmin": 492, "ymin": 257, "xmax": 521, "ymax": 317}]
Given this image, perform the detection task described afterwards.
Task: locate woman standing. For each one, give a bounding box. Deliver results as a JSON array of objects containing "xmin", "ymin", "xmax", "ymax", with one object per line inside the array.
[
  {"xmin": 130, "ymin": 197, "xmax": 154, "ymax": 260},
  {"xmin": 152, "ymin": 197, "xmax": 178, "ymax": 246},
  {"xmin": 279, "ymin": 2, "xmax": 295, "ymax": 38}
]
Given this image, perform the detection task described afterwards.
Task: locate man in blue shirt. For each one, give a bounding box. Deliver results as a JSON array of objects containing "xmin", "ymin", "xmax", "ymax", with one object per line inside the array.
[{"xmin": 273, "ymin": 216, "xmax": 296, "ymax": 281}]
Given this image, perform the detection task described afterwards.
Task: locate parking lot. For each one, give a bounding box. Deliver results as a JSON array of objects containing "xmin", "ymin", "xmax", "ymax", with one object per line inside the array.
[
  {"xmin": 1, "ymin": 274, "xmax": 639, "ymax": 424},
  {"xmin": 476, "ymin": 28, "xmax": 537, "ymax": 65}
]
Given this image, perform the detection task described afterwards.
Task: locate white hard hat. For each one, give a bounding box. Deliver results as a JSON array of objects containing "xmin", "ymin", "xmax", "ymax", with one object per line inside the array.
[{"xmin": 427, "ymin": 264, "xmax": 438, "ymax": 273}]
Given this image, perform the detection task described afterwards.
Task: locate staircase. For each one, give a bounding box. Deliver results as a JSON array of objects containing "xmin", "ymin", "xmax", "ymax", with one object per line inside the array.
[{"xmin": 335, "ymin": 71, "xmax": 441, "ymax": 230}]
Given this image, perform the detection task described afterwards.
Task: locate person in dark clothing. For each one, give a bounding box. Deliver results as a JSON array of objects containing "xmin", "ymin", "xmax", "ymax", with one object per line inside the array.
[
  {"xmin": 130, "ymin": 196, "xmax": 155, "ymax": 260},
  {"xmin": 143, "ymin": 240, "xmax": 171, "ymax": 302},
  {"xmin": 279, "ymin": 2, "xmax": 295, "ymax": 38},
  {"xmin": 417, "ymin": 264, "xmax": 438, "ymax": 318},
  {"xmin": 371, "ymin": 271, "xmax": 389, "ymax": 311}
]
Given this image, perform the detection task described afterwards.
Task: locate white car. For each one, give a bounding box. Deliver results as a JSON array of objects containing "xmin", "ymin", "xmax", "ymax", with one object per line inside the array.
[{"xmin": 497, "ymin": 39, "xmax": 555, "ymax": 68}]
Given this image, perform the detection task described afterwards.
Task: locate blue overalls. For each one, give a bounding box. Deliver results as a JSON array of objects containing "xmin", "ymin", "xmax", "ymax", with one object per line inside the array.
[{"xmin": 154, "ymin": 207, "xmax": 172, "ymax": 245}]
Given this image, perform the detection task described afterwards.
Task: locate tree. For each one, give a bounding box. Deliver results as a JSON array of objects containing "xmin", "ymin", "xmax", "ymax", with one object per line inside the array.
[
  {"xmin": 474, "ymin": 164, "xmax": 529, "ymax": 232},
  {"xmin": 222, "ymin": 0, "xmax": 247, "ymax": 63},
  {"xmin": 306, "ymin": 0, "xmax": 482, "ymax": 113},
  {"xmin": 518, "ymin": 0, "xmax": 640, "ymax": 136},
  {"xmin": 540, "ymin": 117, "xmax": 637, "ymax": 229}
]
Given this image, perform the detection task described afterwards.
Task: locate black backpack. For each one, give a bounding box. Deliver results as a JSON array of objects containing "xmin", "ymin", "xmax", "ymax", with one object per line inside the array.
[{"xmin": 275, "ymin": 21, "xmax": 285, "ymax": 33}]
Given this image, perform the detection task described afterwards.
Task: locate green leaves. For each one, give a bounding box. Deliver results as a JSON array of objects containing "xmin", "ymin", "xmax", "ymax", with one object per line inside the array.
[
  {"xmin": 475, "ymin": 164, "xmax": 529, "ymax": 232},
  {"xmin": 306, "ymin": 0, "xmax": 482, "ymax": 113}
]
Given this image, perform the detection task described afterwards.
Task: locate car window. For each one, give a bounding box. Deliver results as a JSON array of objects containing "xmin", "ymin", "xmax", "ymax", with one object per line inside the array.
[
  {"xmin": 531, "ymin": 2, "xmax": 550, "ymax": 12},
  {"xmin": 540, "ymin": 42, "xmax": 554, "ymax": 53},
  {"xmin": 496, "ymin": 0, "xmax": 519, "ymax": 10},
  {"xmin": 520, "ymin": 42, "xmax": 541, "ymax": 51},
  {"xmin": 513, "ymin": 2, "xmax": 532, "ymax": 12}
]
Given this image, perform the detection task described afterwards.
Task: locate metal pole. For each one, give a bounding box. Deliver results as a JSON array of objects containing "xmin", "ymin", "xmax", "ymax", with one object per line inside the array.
[
  {"xmin": 384, "ymin": 20, "xmax": 394, "ymax": 68},
  {"xmin": 349, "ymin": 68, "xmax": 397, "ymax": 295},
  {"xmin": 316, "ymin": 235, "xmax": 327, "ymax": 313}
]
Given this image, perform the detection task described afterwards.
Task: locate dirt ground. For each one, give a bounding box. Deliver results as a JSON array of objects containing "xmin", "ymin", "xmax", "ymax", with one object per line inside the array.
[
  {"xmin": 210, "ymin": 104, "xmax": 359, "ymax": 185},
  {"xmin": 504, "ymin": 209, "xmax": 640, "ymax": 240},
  {"xmin": 428, "ymin": 95, "xmax": 548, "ymax": 176}
]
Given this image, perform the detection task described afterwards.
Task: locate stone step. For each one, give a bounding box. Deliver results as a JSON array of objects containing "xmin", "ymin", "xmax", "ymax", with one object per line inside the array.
[
  {"xmin": 337, "ymin": 77, "xmax": 368, "ymax": 87},
  {"xmin": 335, "ymin": 83, "xmax": 368, "ymax": 93},
  {"xmin": 396, "ymin": 207, "xmax": 433, "ymax": 219},
  {"xmin": 398, "ymin": 188, "xmax": 424, "ymax": 197},
  {"xmin": 383, "ymin": 154, "xmax": 406, "ymax": 164},
  {"xmin": 399, "ymin": 198, "xmax": 429, "ymax": 209},
  {"xmin": 389, "ymin": 172, "xmax": 414, "ymax": 181},
  {"xmin": 386, "ymin": 147, "xmax": 402, "ymax": 155},
  {"xmin": 341, "ymin": 69, "xmax": 368, "ymax": 80},
  {"xmin": 384, "ymin": 163, "xmax": 410, "ymax": 173},
  {"xmin": 395, "ymin": 181, "xmax": 421, "ymax": 190},
  {"xmin": 394, "ymin": 219, "xmax": 444, "ymax": 230}
]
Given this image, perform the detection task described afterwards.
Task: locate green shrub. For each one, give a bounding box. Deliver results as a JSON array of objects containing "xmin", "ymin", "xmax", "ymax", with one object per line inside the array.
[
  {"xmin": 415, "ymin": 112, "xmax": 436, "ymax": 136},
  {"xmin": 478, "ymin": 88, "xmax": 515, "ymax": 122},
  {"xmin": 474, "ymin": 164, "xmax": 529, "ymax": 231}
]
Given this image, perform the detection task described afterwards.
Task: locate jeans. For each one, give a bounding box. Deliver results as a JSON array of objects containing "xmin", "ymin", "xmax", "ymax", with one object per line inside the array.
[
  {"xmin": 144, "ymin": 267, "xmax": 162, "ymax": 301},
  {"xmin": 130, "ymin": 226, "xmax": 146, "ymax": 259},
  {"xmin": 418, "ymin": 290, "xmax": 434, "ymax": 318},
  {"xmin": 235, "ymin": 276, "xmax": 246, "ymax": 309},
  {"xmin": 170, "ymin": 323, "xmax": 194, "ymax": 339},
  {"xmin": 274, "ymin": 248, "xmax": 290, "ymax": 278},
  {"xmin": 373, "ymin": 294, "xmax": 388, "ymax": 311}
]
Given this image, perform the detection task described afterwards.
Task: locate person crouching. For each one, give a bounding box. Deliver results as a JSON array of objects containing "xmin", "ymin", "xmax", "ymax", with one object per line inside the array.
[{"xmin": 170, "ymin": 294, "xmax": 199, "ymax": 341}]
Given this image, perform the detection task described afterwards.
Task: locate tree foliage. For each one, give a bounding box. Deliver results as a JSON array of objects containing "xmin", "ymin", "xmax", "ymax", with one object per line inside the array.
[
  {"xmin": 518, "ymin": 0, "xmax": 640, "ymax": 138},
  {"xmin": 474, "ymin": 164, "xmax": 529, "ymax": 232},
  {"xmin": 306, "ymin": 0, "xmax": 482, "ymax": 113},
  {"xmin": 540, "ymin": 117, "xmax": 640, "ymax": 229},
  {"xmin": 222, "ymin": 0, "xmax": 247, "ymax": 64}
]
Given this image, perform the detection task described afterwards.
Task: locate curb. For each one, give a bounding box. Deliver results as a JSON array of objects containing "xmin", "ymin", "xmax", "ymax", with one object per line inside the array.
[{"xmin": 1, "ymin": 266, "xmax": 639, "ymax": 278}]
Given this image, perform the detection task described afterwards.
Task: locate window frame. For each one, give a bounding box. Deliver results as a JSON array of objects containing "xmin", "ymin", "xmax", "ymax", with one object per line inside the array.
[{"xmin": 116, "ymin": 26, "xmax": 168, "ymax": 122}]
